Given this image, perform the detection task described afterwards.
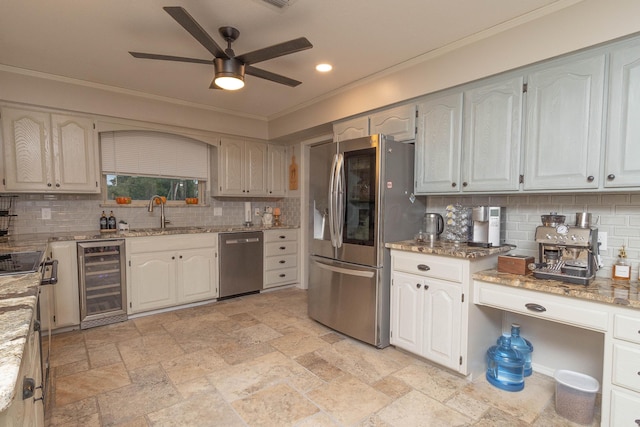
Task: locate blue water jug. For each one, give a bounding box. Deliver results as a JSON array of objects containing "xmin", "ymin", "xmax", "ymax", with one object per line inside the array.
[
  {"xmin": 486, "ymin": 334, "xmax": 525, "ymax": 391},
  {"xmin": 509, "ymin": 323, "xmax": 533, "ymax": 377}
]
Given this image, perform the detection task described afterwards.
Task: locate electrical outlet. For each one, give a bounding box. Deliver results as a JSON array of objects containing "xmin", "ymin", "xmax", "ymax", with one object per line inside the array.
[
  {"xmin": 41, "ymin": 208, "xmax": 51, "ymax": 220},
  {"xmin": 598, "ymin": 231, "xmax": 607, "ymax": 251},
  {"xmin": 255, "ymin": 208, "xmax": 261, "ymax": 216}
]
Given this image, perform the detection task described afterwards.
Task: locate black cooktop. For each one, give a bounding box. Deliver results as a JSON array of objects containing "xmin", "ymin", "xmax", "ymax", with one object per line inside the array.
[{"xmin": 0, "ymin": 251, "xmax": 44, "ymax": 275}]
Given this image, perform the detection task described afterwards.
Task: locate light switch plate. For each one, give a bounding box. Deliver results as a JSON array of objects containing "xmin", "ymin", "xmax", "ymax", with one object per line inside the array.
[
  {"xmin": 598, "ymin": 231, "xmax": 607, "ymax": 251},
  {"xmin": 41, "ymin": 208, "xmax": 51, "ymax": 220}
]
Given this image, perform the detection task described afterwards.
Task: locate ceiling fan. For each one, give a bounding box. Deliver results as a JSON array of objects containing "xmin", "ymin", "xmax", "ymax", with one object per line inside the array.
[{"xmin": 129, "ymin": 6, "xmax": 313, "ymax": 90}]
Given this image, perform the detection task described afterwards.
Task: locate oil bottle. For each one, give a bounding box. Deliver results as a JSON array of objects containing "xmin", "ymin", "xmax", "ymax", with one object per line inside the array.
[
  {"xmin": 612, "ymin": 245, "xmax": 631, "ymax": 281},
  {"xmin": 100, "ymin": 211, "xmax": 107, "ymax": 230}
]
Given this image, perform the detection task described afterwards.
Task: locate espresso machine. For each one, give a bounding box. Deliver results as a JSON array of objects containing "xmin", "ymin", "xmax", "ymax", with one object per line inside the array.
[{"xmin": 531, "ymin": 224, "xmax": 599, "ymax": 285}]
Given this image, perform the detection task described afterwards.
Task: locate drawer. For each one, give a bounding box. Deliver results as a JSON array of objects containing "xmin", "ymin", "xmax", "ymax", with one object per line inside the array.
[
  {"xmin": 264, "ymin": 229, "xmax": 298, "ymax": 242},
  {"xmin": 265, "ymin": 241, "xmax": 298, "ymax": 256},
  {"xmin": 265, "ymin": 254, "xmax": 297, "ymax": 271},
  {"xmin": 610, "ymin": 389, "xmax": 640, "ymax": 427},
  {"xmin": 614, "ymin": 314, "xmax": 640, "ymax": 345},
  {"xmin": 265, "ymin": 267, "xmax": 298, "ymax": 287},
  {"xmin": 128, "ymin": 233, "xmax": 216, "ymax": 253},
  {"xmin": 391, "ymin": 252, "xmax": 464, "ymax": 283},
  {"xmin": 612, "ymin": 341, "xmax": 640, "ymax": 393},
  {"xmin": 475, "ymin": 281, "xmax": 609, "ymax": 332}
]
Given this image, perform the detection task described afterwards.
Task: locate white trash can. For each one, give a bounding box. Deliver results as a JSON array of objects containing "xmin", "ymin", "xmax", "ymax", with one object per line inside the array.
[{"xmin": 554, "ymin": 369, "xmax": 599, "ymax": 425}]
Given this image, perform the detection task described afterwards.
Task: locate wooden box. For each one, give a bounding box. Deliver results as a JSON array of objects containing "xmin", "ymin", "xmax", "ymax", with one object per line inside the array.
[{"xmin": 498, "ymin": 255, "xmax": 535, "ymax": 275}]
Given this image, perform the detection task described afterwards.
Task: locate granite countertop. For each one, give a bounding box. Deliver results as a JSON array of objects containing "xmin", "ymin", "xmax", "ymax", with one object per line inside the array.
[
  {"xmin": 474, "ymin": 269, "xmax": 640, "ymax": 310},
  {"xmin": 0, "ymin": 223, "xmax": 299, "ymax": 413},
  {"xmin": 386, "ymin": 239, "xmax": 514, "ymax": 259}
]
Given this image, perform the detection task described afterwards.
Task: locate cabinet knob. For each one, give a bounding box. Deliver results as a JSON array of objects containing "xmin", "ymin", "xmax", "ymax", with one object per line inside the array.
[
  {"xmin": 462, "ymin": 182, "xmax": 468, "ymax": 187},
  {"xmin": 525, "ymin": 303, "xmax": 546, "ymax": 312},
  {"xmin": 23, "ymin": 378, "xmax": 36, "ymax": 400},
  {"xmin": 451, "ymin": 182, "xmax": 457, "ymax": 188},
  {"xmin": 587, "ymin": 175, "xmax": 594, "ymax": 182},
  {"xmin": 55, "ymin": 183, "xmax": 60, "ymax": 187},
  {"xmin": 179, "ymin": 255, "xmax": 182, "ymax": 259},
  {"xmin": 172, "ymin": 256, "xmax": 175, "ymax": 260},
  {"xmin": 416, "ymin": 283, "xmax": 421, "ymax": 289},
  {"xmin": 47, "ymin": 183, "xmax": 52, "ymax": 187},
  {"xmin": 417, "ymin": 264, "xmax": 430, "ymax": 272},
  {"xmin": 635, "ymin": 420, "xmax": 640, "ymax": 427},
  {"xmin": 424, "ymin": 285, "xmax": 429, "ymax": 290},
  {"xmin": 607, "ymin": 174, "xmax": 616, "ymax": 181}
]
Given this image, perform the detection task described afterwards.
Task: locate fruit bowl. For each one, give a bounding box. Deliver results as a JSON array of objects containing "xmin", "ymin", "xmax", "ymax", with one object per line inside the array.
[
  {"xmin": 115, "ymin": 197, "xmax": 131, "ymax": 204},
  {"xmin": 185, "ymin": 198, "xmax": 198, "ymax": 205}
]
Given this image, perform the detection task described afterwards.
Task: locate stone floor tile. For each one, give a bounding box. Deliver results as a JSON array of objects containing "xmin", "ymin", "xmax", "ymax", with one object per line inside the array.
[
  {"xmin": 87, "ymin": 343, "xmax": 122, "ymax": 369},
  {"xmin": 232, "ymin": 383, "xmax": 319, "ymax": 426},
  {"xmin": 116, "ymin": 332, "xmax": 185, "ymax": 370},
  {"xmin": 392, "ymin": 362, "xmax": 468, "ymax": 402},
  {"xmin": 295, "ymin": 352, "xmax": 345, "ymax": 382},
  {"xmin": 161, "ymin": 348, "xmax": 229, "ymax": 385},
  {"xmin": 375, "ymin": 390, "xmax": 472, "ymax": 426},
  {"xmin": 147, "ymin": 391, "xmax": 244, "ymax": 427},
  {"xmin": 83, "ymin": 321, "xmax": 141, "ymax": 349},
  {"xmin": 55, "ymin": 363, "xmax": 130, "ymax": 406},
  {"xmin": 46, "ymin": 396, "xmax": 99, "ymax": 426}
]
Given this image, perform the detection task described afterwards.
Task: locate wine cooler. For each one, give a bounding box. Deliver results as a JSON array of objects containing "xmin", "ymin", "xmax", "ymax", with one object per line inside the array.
[{"xmin": 78, "ymin": 240, "xmax": 127, "ymax": 329}]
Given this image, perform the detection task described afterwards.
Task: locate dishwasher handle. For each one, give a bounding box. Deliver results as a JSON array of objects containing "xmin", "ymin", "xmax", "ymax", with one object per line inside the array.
[{"xmin": 225, "ymin": 237, "xmax": 261, "ymax": 244}]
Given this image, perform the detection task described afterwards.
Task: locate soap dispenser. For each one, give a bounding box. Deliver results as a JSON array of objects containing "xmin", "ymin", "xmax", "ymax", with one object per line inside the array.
[{"xmin": 612, "ymin": 245, "xmax": 631, "ymax": 281}]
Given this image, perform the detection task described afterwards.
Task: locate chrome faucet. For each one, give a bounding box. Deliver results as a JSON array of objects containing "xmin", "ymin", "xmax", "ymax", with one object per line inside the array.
[{"xmin": 148, "ymin": 195, "xmax": 170, "ymax": 228}]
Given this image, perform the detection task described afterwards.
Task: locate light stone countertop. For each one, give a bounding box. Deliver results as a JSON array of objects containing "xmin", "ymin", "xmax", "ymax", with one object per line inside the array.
[
  {"xmin": 386, "ymin": 239, "xmax": 514, "ymax": 259},
  {"xmin": 473, "ymin": 269, "xmax": 640, "ymax": 310},
  {"xmin": 0, "ymin": 224, "xmax": 298, "ymax": 413}
]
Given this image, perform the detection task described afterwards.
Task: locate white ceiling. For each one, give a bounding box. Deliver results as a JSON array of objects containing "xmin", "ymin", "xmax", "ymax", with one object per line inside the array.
[{"xmin": 1, "ymin": 0, "xmax": 567, "ymax": 120}]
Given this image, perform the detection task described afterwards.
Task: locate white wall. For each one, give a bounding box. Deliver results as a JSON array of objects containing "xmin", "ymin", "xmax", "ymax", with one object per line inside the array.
[{"xmin": 269, "ymin": 0, "xmax": 640, "ymax": 139}]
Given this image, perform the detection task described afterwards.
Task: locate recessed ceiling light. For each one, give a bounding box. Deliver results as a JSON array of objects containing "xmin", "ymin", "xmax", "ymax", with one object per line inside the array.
[{"xmin": 316, "ymin": 63, "xmax": 333, "ymax": 72}]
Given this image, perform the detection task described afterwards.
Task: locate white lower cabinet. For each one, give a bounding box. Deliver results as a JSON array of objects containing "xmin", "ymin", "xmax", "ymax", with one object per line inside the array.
[
  {"xmin": 40, "ymin": 241, "xmax": 80, "ymax": 331},
  {"xmin": 608, "ymin": 312, "xmax": 640, "ymax": 426},
  {"xmin": 263, "ymin": 229, "xmax": 299, "ymax": 289},
  {"xmin": 127, "ymin": 234, "xmax": 218, "ymax": 314},
  {"xmin": 390, "ymin": 250, "xmax": 500, "ymax": 377}
]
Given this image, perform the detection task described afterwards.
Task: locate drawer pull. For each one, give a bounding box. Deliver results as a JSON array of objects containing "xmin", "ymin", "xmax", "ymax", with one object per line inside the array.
[
  {"xmin": 279, "ymin": 260, "xmax": 286, "ymax": 264},
  {"xmin": 417, "ymin": 264, "xmax": 430, "ymax": 272},
  {"xmin": 279, "ymin": 274, "xmax": 286, "ymax": 278},
  {"xmin": 525, "ymin": 303, "xmax": 547, "ymax": 313},
  {"xmin": 416, "ymin": 283, "xmax": 421, "ymax": 289},
  {"xmin": 279, "ymin": 246, "xmax": 286, "ymax": 250},
  {"xmin": 279, "ymin": 235, "xmax": 286, "ymax": 239}
]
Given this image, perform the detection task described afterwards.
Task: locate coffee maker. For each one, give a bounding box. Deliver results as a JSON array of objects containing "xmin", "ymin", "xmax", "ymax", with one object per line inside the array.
[
  {"xmin": 470, "ymin": 206, "xmax": 505, "ymax": 247},
  {"xmin": 531, "ymin": 224, "xmax": 599, "ymax": 285}
]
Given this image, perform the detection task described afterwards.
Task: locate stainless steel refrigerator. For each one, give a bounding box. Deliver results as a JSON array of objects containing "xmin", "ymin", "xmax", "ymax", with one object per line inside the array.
[{"xmin": 308, "ymin": 134, "xmax": 425, "ymax": 348}]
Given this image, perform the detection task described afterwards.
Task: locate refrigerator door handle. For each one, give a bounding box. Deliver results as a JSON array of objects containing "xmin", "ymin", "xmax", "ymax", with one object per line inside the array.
[
  {"xmin": 335, "ymin": 153, "xmax": 345, "ymax": 248},
  {"xmin": 328, "ymin": 153, "xmax": 339, "ymax": 248},
  {"xmin": 312, "ymin": 257, "xmax": 375, "ymax": 278}
]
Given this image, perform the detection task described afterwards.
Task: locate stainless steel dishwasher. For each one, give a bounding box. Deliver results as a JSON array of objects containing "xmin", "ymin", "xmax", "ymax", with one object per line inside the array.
[{"xmin": 219, "ymin": 231, "xmax": 263, "ymax": 298}]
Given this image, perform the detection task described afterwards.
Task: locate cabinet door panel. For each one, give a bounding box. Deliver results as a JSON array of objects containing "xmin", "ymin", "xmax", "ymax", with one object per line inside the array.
[
  {"xmin": 267, "ymin": 145, "xmax": 287, "ymax": 196},
  {"xmin": 334, "ymin": 116, "xmax": 369, "ymax": 142},
  {"xmin": 50, "ymin": 241, "xmax": 80, "ymax": 328},
  {"xmin": 129, "ymin": 253, "xmax": 176, "ymax": 312},
  {"xmin": 179, "ymin": 248, "xmax": 217, "ymax": 302},
  {"xmin": 370, "ymin": 104, "xmax": 416, "ymax": 142},
  {"xmin": 2, "ymin": 108, "xmax": 51, "ymax": 190},
  {"xmin": 610, "ymin": 389, "xmax": 640, "ymax": 427},
  {"xmin": 51, "ymin": 114, "xmax": 98, "ymax": 192},
  {"xmin": 415, "ymin": 93, "xmax": 462, "ymax": 193},
  {"xmin": 524, "ymin": 54, "xmax": 605, "ymax": 190},
  {"xmin": 423, "ymin": 279, "xmax": 462, "ymax": 371},
  {"xmin": 218, "ymin": 138, "xmax": 245, "ymax": 195},
  {"xmin": 390, "ymin": 272, "xmax": 423, "ymax": 355},
  {"xmin": 462, "ymin": 77, "xmax": 523, "ymax": 192},
  {"xmin": 605, "ymin": 42, "xmax": 640, "ymax": 187}
]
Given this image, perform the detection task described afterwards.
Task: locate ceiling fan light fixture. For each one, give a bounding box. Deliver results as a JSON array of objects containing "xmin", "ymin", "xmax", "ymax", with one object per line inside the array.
[{"xmin": 214, "ymin": 58, "xmax": 245, "ymax": 90}]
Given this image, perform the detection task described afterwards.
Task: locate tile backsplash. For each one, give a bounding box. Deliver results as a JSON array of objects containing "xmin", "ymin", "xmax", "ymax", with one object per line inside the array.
[
  {"xmin": 426, "ymin": 192, "xmax": 640, "ymax": 280},
  {"xmin": 8, "ymin": 194, "xmax": 300, "ymax": 235}
]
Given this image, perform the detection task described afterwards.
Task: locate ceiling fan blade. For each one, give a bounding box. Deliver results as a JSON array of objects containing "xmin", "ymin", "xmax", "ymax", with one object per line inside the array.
[
  {"xmin": 246, "ymin": 65, "xmax": 302, "ymax": 87},
  {"xmin": 163, "ymin": 6, "xmax": 228, "ymax": 59},
  {"xmin": 129, "ymin": 52, "xmax": 213, "ymax": 64},
  {"xmin": 236, "ymin": 37, "xmax": 312, "ymax": 65}
]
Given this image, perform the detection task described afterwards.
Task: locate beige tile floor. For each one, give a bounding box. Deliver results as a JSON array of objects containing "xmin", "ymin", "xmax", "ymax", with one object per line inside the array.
[{"xmin": 45, "ymin": 287, "xmax": 600, "ymax": 426}]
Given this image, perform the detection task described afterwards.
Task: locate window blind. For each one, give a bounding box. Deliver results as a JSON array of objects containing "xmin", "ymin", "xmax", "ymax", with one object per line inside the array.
[{"xmin": 100, "ymin": 131, "xmax": 208, "ymax": 180}]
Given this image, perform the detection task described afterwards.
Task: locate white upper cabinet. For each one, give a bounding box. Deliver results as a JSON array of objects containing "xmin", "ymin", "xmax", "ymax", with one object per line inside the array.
[
  {"xmin": 604, "ymin": 41, "xmax": 640, "ymax": 188},
  {"xmin": 462, "ymin": 76, "xmax": 523, "ymax": 192},
  {"xmin": 333, "ymin": 116, "xmax": 369, "ymax": 142},
  {"xmin": 370, "ymin": 104, "xmax": 416, "ymax": 142},
  {"xmin": 215, "ymin": 137, "xmax": 268, "ymax": 196},
  {"xmin": 415, "ymin": 92, "xmax": 463, "ymax": 194},
  {"xmin": 1, "ymin": 107, "xmax": 99, "ymax": 193},
  {"xmin": 523, "ymin": 54, "xmax": 606, "ymax": 190},
  {"xmin": 267, "ymin": 144, "xmax": 287, "ymax": 196}
]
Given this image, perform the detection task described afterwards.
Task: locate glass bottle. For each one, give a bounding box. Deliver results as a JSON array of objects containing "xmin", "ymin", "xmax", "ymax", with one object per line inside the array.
[
  {"xmin": 100, "ymin": 211, "xmax": 107, "ymax": 230},
  {"xmin": 486, "ymin": 334, "xmax": 525, "ymax": 392},
  {"xmin": 509, "ymin": 323, "xmax": 533, "ymax": 377},
  {"xmin": 108, "ymin": 211, "xmax": 116, "ymax": 230},
  {"xmin": 612, "ymin": 245, "xmax": 631, "ymax": 281}
]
